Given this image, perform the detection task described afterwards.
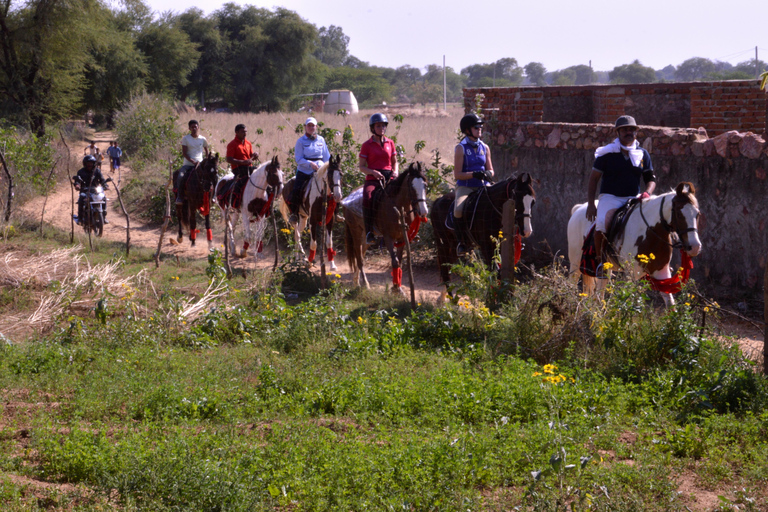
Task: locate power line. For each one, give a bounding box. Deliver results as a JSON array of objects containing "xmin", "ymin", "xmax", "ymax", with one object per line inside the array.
[{"xmin": 714, "ymin": 48, "xmax": 756, "ymax": 61}]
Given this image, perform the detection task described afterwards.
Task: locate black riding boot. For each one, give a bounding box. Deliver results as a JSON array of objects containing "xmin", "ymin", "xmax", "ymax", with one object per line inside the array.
[{"xmin": 455, "ymin": 215, "xmax": 471, "ymax": 257}]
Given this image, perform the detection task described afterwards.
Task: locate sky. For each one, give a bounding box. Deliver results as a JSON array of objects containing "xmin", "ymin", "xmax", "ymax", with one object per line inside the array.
[{"xmin": 145, "ymin": 0, "xmax": 767, "ymax": 74}]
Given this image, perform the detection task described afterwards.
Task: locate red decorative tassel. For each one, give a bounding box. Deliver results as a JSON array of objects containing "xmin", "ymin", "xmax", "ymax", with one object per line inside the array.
[
  {"xmin": 308, "ymin": 249, "xmax": 316, "ymax": 263},
  {"xmin": 206, "ymin": 228, "xmax": 213, "ymax": 241},
  {"xmin": 198, "ymin": 191, "xmax": 210, "ymax": 216},
  {"xmin": 679, "ymin": 250, "xmax": 693, "ymax": 282},
  {"xmin": 243, "ymin": 241, "xmax": 250, "ymax": 251},
  {"xmin": 327, "ymin": 247, "xmax": 336, "ymax": 261},
  {"xmin": 514, "ymin": 233, "xmax": 522, "ymax": 266},
  {"xmin": 392, "ymin": 267, "xmax": 403, "ymax": 287},
  {"xmin": 257, "ymin": 241, "xmax": 263, "ymax": 253},
  {"xmin": 645, "ymin": 275, "xmax": 682, "ymax": 294},
  {"xmin": 259, "ymin": 192, "xmax": 275, "ymax": 217},
  {"xmin": 322, "ymin": 197, "xmax": 337, "ymax": 225},
  {"xmin": 395, "ymin": 215, "xmax": 427, "ymax": 248}
]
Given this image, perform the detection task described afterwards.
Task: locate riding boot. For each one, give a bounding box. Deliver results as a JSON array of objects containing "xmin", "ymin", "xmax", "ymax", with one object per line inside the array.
[
  {"xmin": 594, "ymin": 230, "xmax": 607, "ymax": 277},
  {"xmin": 455, "ymin": 215, "xmax": 471, "ymax": 257},
  {"xmin": 364, "ymin": 204, "xmax": 376, "ymax": 245}
]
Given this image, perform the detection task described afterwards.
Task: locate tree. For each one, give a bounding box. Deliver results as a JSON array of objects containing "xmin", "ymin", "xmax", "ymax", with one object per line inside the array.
[
  {"xmin": 655, "ymin": 64, "xmax": 676, "ymax": 81},
  {"xmin": 524, "ymin": 62, "xmax": 547, "ymax": 86},
  {"xmin": 176, "ymin": 8, "xmax": 227, "ymax": 107},
  {"xmin": 734, "ymin": 59, "xmax": 768, "ymax": 78},
  {"xmin": 0, "ymin": 0, "xmax": 100, "ymax": 136},
  {"xmin": 323, "ymin": 67, "xmax": 392, "ymax": 105},
  {"xmin": 314, "ymin": 25, "xmax": 349, "ymax": 68},
  {"xmin": 609, "ymin": 60, "xmax": 656, "ymax": 84},
  {"xmin": 423, "ymin": 64, "xmax": 465, "ymax": 102},
  {"xmin": 135, "ymin": 13, "xmax": 200, "ymax": 96},
  {"xmin": 550, "ymin": 65, "xmax": 595, "ymax": 86},
  {"xmin": 461, "ymin": 58, "xmax": 522, "ymax": 87},
  {"xmin": 675, "ymin": 57, "xmax": 715, "ymax": 81}
]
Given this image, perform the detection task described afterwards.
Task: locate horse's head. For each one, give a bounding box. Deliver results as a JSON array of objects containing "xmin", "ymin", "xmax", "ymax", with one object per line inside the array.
[
  {"xmin": 511, "ymin": 172, "xmax": 535, "ymax": 238},
  {"xmin": 265, "ymin": 155, "xmax": 283, "ymax": 196},
  {"xmin": 202, "ymin": 152, "xmax": 220, "ymax": 189},
  {"xmin": 671, "ymin": 182, "xmax": 701, "ymax": 256},
  {"xmin": 327, "ymin": 154, "xmax": 343, "ymax": 202},
  {"xmin": 402, "ymin": 162, "xmax": 428, "ymax": 218}
]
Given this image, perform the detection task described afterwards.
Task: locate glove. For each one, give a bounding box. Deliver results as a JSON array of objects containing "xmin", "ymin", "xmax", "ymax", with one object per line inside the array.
[
  {"xmin": 472, "ymin": 171, "xmax": 486, "ymax": 181},
  {"xmin": 484, "ymin": 170, "xmax": 494, "ymax": 182}
]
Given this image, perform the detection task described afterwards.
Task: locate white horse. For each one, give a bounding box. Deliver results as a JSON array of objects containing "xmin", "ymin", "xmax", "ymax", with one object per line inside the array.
[
  {"xmin": 567, "ymin": 182, "xmax": 702, "ymax": 306},
  {"xmin": 278, "ymin": 155, "xmax": 343, "ymax": 271},
  {"xmin": 215, "ymin": 156, "xmax": 283, "ymax": 260}
]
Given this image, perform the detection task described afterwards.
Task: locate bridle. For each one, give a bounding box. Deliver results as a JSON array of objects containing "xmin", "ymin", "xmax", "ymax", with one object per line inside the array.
[
  {"xmin": 475, "ymin": 177, "xmax": 534, "ymax": 229},
  {"xmin": 638, "ymin": 194, "xmax": 698, "ymax": 250}
]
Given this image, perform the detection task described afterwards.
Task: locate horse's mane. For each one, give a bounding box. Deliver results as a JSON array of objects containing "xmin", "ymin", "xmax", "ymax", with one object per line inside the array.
[
  {"xmin": 649, "ymin": 187, "xmax": 698, "ymax": 209},
  {"xmin": 387, "ymin": 163, "xmax": 424, "ymax": 196}
]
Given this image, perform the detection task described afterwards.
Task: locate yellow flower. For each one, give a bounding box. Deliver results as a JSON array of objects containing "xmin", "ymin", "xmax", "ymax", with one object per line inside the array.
[
  {"xmin": 602, "ymin": 262, "xmax": 614, "ymax": 270},
  {"xmin": 532, "ymin": 372, "xmax": 542, "ymax": 377},
  {"xmin": 649, "ymin": 253, "xmax": 656, "ymax": 260},
  {"xmin": 543, "ymin": 364, "xmax": 557, "ymax": 374},
  {"xmin": 579, "ymin": 293, "xmax": 588, "ymax": 297},
  {"xmin": 704, "ymin": 306, "xmax": 710, "ymax": 312},
  {"xmin": 335, "ymin": 274, "xmax": 341, "ymax": 278},
  {"xmin": 357, "ymin": 316, "xmax": 364, "ymax": 324}
]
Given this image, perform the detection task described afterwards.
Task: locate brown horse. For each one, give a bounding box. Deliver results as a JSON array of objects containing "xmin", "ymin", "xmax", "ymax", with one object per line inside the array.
[
  {"xmin": 343, "ymin": 162, "xmax": 429, "ymax": 293},
  {"xmin": 279, "ymin": 155, "xmax": 343, "ymax": 270},
  {"xmin": 175, "ymin": 153, "xmax": 219, "ymax": 250},
  {"xmin": 430, "ymin": 173, "xmax": 536, "ymax": 302}
]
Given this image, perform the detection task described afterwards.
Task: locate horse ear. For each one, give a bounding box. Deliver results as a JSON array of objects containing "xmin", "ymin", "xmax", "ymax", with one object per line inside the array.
[
  {"xmin": 520, "ymin": 172, "xmax": 530, "ymax": 184},
  {"xmin": 676, "ymin": 182, "xmax": 694, "ymax": 195}
]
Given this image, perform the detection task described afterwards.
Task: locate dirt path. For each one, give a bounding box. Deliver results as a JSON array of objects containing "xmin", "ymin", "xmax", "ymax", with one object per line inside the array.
[{"xmin": 21, "ymin": 133, "xmax": 446, "ymax": 304}]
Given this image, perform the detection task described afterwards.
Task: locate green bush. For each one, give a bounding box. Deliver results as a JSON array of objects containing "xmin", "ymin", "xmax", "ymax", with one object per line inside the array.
[{"xmin": 113, "ymin": 93, "xmax": 181, "ymax": 162}]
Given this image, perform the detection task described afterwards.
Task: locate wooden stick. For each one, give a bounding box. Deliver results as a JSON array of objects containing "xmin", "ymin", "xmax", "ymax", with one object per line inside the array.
[
  {"xmin": 319, "ymin": 181, "xmax": 327, "ymax": 289},
  {"xmin": 500, "ymin": 199, "xmax": 516, "ymax": 287},
  {"xmin": 112, "ymin": 180, "xmax": 131, "ymax": 256},
  {"xmin": 39, "ymin": 158, "xmax": 59, "ymax": 236},
  {"xmin": 57, "ymin": 130, "xmax": 74, "ymax": 244},
  {"xmin": 154, "ymin": 159, "xmax": 173, "ymax": 267},
  {"xmin": 223, "ymin": 206, "xmax": 233, "ymax": 279},
  {"xmin": 399, "ymin": 207, "xmax": 417, "ymax": 309},
  {"xmin": 0, "ymin": 150, "xmax": 13, "ymax": 223},
  {"xmin": 272, "ymin": 202, "xmax": 279, "ymax": 271},
  {"xmin": 764, "ymin": 265, "xmax": 768, "ymax": 375}
]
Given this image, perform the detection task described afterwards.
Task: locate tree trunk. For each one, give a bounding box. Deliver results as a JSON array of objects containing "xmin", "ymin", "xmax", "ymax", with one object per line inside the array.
[{"xmin": 0, "ymin": 150, "xmax": 13, "ymax": 222}]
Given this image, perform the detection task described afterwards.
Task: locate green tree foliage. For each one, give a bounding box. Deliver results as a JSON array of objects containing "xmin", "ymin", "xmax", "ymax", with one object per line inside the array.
[
  {"xmin": 323, "ymin": 67, "xmax": 392, "ymax": 105},
  {"xmin": 461, "ymin": 58, "xmax": 522, "ymax": 87},
  {"xmin": 135, "ymin": 13, "xmax": 199, "ymax": 96},
  {"xmin": 655, "ymin": 64, "xmax": 676, "ymax": 81},
  {"xmin": 609, "ymin": 60, "xmax": 656, "ymax": 84},
  {"xmin": 734, "ymin": 58, "xmax": 768, "ymax": 78},
  {"xmin": 314, "ymin": 25, "xmax": 349, "ymax": 68},
  {"xmin": 550, "ymin": 65, "xmax": 596, "ymax": 86},
  {"xmin": 175, "ymin": 8, "xmax": 227, "ymax": 107},
  {"xmin": 675, "ymin": 57, "xmax": 716, "ymax": 81},
  {"xmin": 113, "ymin": 93, "xmax": 180, "ymax": 161},
  {"xmin": 524, "ymin": 62, "xmax": 547, "ymax": 86},
  {"xmin": 422, "ymin": 64, "xmax": 464, "ymax": 101}
]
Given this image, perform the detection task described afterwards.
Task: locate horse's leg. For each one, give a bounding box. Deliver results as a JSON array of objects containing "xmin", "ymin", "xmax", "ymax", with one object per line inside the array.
[
  {"xmin": 205, "ymin": 214, "xmax": 213, "ymax": 252},
  {"xmin": 225, "ymin": 207, "xmax": 237, "ymax": 256},
  {"xmin": 384, "ymin": 237, "xmax": 404, "ymax": 295},
  {"xmin": 295, "ymin": 216, "xmax": 307, "ymax": 261},
  {"xmin": 189, "ymin": 205, "xmax": 197, "ymax": 247},
  {"xmin": 240, "ymin": 207, "xmax": 250, "ymax": 259},
  {"xmin": 176, "ymin": 204, "xmax": 184, "ymax": 244},
  {"xmin": 648, "ymin": 264, "xmax": 676, "ymax": 307},
  {"xmin": 308, "ymin": 220, "xmax": 318, "ymax": 265},
  {"xmin": 326, "ymin": 221, "xmax": 337, "ymax": 272}
]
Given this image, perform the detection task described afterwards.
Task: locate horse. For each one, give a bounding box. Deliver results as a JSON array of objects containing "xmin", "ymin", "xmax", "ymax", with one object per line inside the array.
[
  {"xmin": 214, "ymin": 156, "xmax": 283, "ymax": 260},
  {"xmin": 343, "ymin": 162, "xmax": 429, "ymax": 293},
  {"xmin": 430, "ymin": 173, "xmax": 536, "ymax": 303},
  {"xmin": 567, "ymin": 182, "xmax": 702, "ymax": 306},
  {"xmin": 278, "ymin": 155, "xmax": 343, "ymax": 271},
  {"xmin": 174, "ymin": 152, "xmax": 220, "ymax": 250}
]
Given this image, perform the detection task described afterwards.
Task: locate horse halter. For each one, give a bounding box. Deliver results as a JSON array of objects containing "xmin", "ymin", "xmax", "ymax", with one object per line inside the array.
[{"xmin": 639, "ymin": 195, "xmax": 698, "ymax": 250}]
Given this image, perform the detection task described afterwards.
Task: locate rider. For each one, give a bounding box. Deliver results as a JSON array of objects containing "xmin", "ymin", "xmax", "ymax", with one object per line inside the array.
[
  {"xmin": 176, "ymin": 120, "xmax": 209, "ymax": 204},
  {"xmin": 453, "ymin": 113, "xmax": 494, "ymax": 257},
  {"xmin": 359, "ymin": 113, "xmax": 398, "ymax": 244},
  {"xmin": 288, "ymin": 117, "xmax": 330, "ymax": 225},
  {"xmin": 586, "ymin": 115, "xmax": 656, "ymax": 268},
  {"xmin": 73, "ymin": 155, "xmax": 109, "ymax": 225},
  {"xmin": 225, "ymin": 124, "xmax": 259, "ymax": 204}
]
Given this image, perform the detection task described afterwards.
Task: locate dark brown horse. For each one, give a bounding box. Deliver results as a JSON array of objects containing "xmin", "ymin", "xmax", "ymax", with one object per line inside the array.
[
  {"xmin": 343, "ymin": 162, "xmax": 429, "ymax": 293},
  {"xmin": 279, "ymin": 155, "xmax": 343, "ymax": 270},
  {"xmin": 430, "ymin": 173, "xmax": 535, "ymax": 302},
  {"xmin": 175, "ymin": 153, "xmax": 219, "ymax": 250}
]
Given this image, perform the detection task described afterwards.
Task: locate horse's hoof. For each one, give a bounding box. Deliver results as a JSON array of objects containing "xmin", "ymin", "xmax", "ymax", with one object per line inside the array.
[
  {"xmin": 177, "ymin": 235, "xmax": 183, "ymax": 243},
  {"xmin": 329, "ymin": 262, "xmax": 337, "ymax": 271},
  {"xmin": 239, "ymin": 250, "xmax": 247, "ymax": 259}
]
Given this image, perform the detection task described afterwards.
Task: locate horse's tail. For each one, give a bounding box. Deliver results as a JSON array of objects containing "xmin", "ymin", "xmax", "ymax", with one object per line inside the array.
[
  {"xmin": 177, "ymin": 203, "xmax": 189, "ymax": 231},
  {"xmin": 277, "ymin": 191, "xmax": 291, "ymax": 225},
  {"xmin": 344, "ymin": 215, "xmax": 360, "ymax": 276},
  {"xmin": 430, "ymin": 195, "xmax": 455, "ymax": 285}
]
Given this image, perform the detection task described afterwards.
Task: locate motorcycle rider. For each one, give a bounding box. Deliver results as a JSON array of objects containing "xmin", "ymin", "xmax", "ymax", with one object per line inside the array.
[{"xmin": 74, "ymin": 155, "xmax": 109, "ymax": 225}]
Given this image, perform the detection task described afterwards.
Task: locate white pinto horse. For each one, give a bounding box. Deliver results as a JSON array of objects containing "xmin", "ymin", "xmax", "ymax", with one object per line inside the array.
[
  {"xmin": 567, "ymin": 182, "xmax": 702, "ymax": 306},
  {"xmin": 215, "ymin": 156, "xmax": 283, "ymax": 260},
  {"xmin": 278, "ymin": 155, "xmax": 343, "ymax": 271}
]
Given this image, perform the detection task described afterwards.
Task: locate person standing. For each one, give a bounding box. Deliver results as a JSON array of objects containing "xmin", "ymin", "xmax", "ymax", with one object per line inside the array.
[
  {"xmin": 585, "ymin": 115, "xmax": 656, "ymax": 268},
  {"xmin": 359, "ymin": 113, "xmax": 398, "ymax": 244},
  {"xmin": 453, "ymin": 113, "xmax": 494, "ymax": 257},
  {"xmin": 106, "ymin": 141, "xmax": 122, "ymax": 173},
  {"xmin": 225, "ymin": 124, "xmax": 259, "ymax": 205},
  {"xmin": 176, "ymin": 120, "xmax": 209, "ymax": 204},
  {"xmin": 288, "ymin": 117, "xmax": 330, "ymax": 225}
]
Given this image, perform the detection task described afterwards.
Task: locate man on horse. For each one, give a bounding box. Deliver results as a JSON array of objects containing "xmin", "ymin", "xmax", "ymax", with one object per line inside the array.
[
  {"xmin": 225, "ymin": 124, "xmax": 259, "ymax": 208},
  {"xmin": 175, "ymin": 120, "xmax": 209, "ymax": 205},
  {"xmin": 453, "ymin": 112, "xmax": 495, "ymax": 257},
  {"xmin": 359, "ymin": 113, "xmax": 398, "ymax": 245},
  {"xmin": 586, "ymin": 115, "xmax": 656, "ymax": 269},
  {"xmin": 288, "ymin": 117, "xmax": 331, "ymax": 225},
  {"xmin": 73, "ymin": 155, "xmax": 109, "ymax": 225}
]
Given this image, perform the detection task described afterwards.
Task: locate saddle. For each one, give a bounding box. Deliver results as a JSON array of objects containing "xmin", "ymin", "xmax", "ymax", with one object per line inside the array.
[
  {"xmin": 580, "ymin": 198, "xmax": 641, "ymax": 277},
  {"xmin": 216, "ymin": 175, "xmax": 248, "ymax": 209}
]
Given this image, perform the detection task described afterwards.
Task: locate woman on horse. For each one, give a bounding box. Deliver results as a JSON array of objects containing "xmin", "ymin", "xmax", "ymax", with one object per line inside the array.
[
  {"xmin": 359, "ymin": 113, "xmax": 399, "ymax": 244},
  {"xmin": 288, "ymin": 117, "xmax": 331, "ymax": 225},
  {"xmin": 454, "ymin": 112, "xmax": 494, "ymax": 256}
]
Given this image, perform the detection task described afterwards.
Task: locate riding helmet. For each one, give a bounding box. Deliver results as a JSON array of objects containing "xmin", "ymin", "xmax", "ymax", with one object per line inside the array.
[
  {"xmin": 460, "ymin": 113, "xmax": 484, "ymax": 135},
  {"xmin": 369, "ymin": 113, "xmax": 388, "ymax": 133},
  {"xmin": 82, "ymin": 155, "xmax": 97, "ymax": 165}
]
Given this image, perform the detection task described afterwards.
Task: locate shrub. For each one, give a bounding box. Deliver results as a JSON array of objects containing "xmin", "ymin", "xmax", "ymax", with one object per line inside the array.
[{"xmin": 113, "ymin": 93, "xmax": 181, "ymax": 163}]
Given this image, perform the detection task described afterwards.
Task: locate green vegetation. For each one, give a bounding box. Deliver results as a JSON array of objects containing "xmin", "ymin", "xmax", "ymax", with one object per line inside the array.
[{"xmin": 0, "ymin": 226, "xmax": 767, "ymax": 510}]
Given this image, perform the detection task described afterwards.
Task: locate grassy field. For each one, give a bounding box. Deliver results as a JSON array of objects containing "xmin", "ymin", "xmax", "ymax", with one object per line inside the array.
[{"xmin": 1, "ymin": 221, "xmax": 768, "ymax": 510}]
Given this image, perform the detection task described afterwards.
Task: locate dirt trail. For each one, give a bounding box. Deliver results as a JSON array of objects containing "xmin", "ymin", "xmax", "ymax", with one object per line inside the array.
[{"xmin": 21, "ymin": 133, "xmax": 446, "ymax": 303}]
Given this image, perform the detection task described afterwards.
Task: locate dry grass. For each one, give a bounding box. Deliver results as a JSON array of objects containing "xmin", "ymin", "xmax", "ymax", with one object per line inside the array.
[{"xmin": 182, "ymin": 106, "xmax": 465, "ymax": 173}]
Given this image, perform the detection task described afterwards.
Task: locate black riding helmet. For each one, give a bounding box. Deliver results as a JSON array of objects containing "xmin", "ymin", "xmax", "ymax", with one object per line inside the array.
[
  {"xmin": 369, "ymin": 113, "xmax": 388, "ymax": 134},
  {"xmin": 82, "ymin": 155, "xmax": 96, "ymax": 166},
  {"xmin": 460, "ymin": 113, "xmax": 484, "ymax": 136}
]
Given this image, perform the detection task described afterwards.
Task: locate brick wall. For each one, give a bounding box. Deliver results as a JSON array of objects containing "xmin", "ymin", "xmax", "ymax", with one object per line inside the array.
[{"xmin": 464, "ymin": 80, "xmax": 767, "ymax": 137}]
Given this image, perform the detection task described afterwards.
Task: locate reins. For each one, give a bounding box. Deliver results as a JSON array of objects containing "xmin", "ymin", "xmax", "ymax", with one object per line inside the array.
[{"xmin": 637, "ymin": 195, "xmax": 698, "ymax": 250}]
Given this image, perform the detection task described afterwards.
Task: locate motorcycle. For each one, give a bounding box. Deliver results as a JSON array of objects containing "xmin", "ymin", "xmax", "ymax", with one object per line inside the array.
[{"xmin": 73, "ymin": 176, "xmax": 112, "ymax": 237}]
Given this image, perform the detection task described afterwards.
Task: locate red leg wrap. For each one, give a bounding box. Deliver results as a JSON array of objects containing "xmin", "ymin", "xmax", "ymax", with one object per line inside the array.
[
  {"xmin": 190, "ymin": 230, "xmax": 197, "ymax": 241},
  {"xmin": 392, "ymin": 267, "xmax": 403, "ymax": 287},
  {"xmin": 206, "ymin": 229, "xmax": 213, "ymax": 241},
  {"xmin": 308, "ymin": 249, "xmax": 316, "ymax": 263},
  {"xmin": 257, "ymin": 241, "xmax": 263, "ymax": 253},
  {"xmin": 243, "ymin": 241, "xmax": 250, "ymax": 251},
  {"xmin": 327, "ymin": 247, "xmax": 336, "ymax": 261}
]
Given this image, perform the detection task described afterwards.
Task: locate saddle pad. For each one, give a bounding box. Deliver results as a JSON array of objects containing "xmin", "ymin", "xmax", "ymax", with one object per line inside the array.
[
  {"xmin": 580, "ymin": 225, "xmax": 599, "ymax": 278},
  {"xmin": 341, "ymin": 187, "xmax": 364, "ymax": 218}
]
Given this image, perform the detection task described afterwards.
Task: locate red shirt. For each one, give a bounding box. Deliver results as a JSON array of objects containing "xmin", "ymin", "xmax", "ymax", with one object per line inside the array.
[
  {"xmin": 360, "ymin": 137, "xmax": 396, "ymax": 180},
  {"xmin": 226, "ymin": 137, "xmax": 253, "ymax": 163}
]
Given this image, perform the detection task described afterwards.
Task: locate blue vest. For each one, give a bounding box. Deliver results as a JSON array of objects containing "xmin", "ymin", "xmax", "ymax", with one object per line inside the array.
[{"xmin": 456, "ymin": 137, "xmax": 488, "ymax": 187}]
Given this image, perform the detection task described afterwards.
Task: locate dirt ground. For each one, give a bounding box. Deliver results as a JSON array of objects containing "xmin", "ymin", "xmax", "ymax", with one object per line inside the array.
[{"xmin": 20, "ymin": 133, "xmax": 765, "ymax": 362}]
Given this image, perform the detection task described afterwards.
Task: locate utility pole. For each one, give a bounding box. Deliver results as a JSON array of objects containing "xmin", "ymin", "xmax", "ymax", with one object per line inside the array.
[
  {"xmin": 756, "ymin": 46, "xmax": 760, "ymax": 79},
  {"xmin": 443, "ymin": 55, "xmax": 447, "ymax": 111}
]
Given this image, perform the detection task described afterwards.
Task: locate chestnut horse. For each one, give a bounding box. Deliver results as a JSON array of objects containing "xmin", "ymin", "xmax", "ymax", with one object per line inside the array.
[
  {"xmin": 215, "ymin": 156, "xmax": 283, "ymax": 260},
  {"xmin": 567, "ymin": 182, "xmax": 702, "ymax": 306},
  {"xmin": 278, "ymin": 155, "xmax": 343, "ymax": 271},
  {"xmin": 343, "ymin": 162, "xmax": 429, "ymax": 293},
  {"xmin": 430, "ymin": 173, "xmax": 536, "ymax": 303},
  {"xmin": 175, "ymin": 153, "xmax": 219, "ymax": 250}
]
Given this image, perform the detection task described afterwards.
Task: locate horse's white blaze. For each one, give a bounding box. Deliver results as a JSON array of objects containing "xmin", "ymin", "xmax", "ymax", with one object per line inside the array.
[
  {"xmin": 412, "ymin": 178, "xmax": 428, "ymax": 217},
  {"xmin": 681, "ymin": 204, "xmax": 702, "ymax": 257},
  {"xmin": 522, "ymin": 195, "xmax": 534, "ymax": 237},
  {"xmin": 332, "ymin": 169, "xmax": 342, "ymax": 202}
]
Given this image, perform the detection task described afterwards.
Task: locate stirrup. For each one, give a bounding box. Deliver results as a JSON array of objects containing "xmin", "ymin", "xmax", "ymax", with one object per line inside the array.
[
  {"xmin": 334, "ymin": 213, "xmax": 345, "ymax": 223},
  {"xmin": 456, "ymin": 242, "xmax": 469, "ymax": 257},
  {"xmin": 366, "ymin": 232, "xmax": 376, "ymax": 244},
  {"xmin": 288, "ymin": 213, "xmax": 298, "ymax": 225}
]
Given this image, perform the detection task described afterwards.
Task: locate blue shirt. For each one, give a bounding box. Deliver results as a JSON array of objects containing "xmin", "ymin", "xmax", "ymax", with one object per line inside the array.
[
  {"xmin": 456, "ymin": 137, "xmax": 489, "ymax": 188},
  {"xmin": 106, "ymin": 146, "xmax": 122, "ymax": 159},
  {"xmin": 295, "ymin": 134, "xmax": 331, "ymax": 175}
]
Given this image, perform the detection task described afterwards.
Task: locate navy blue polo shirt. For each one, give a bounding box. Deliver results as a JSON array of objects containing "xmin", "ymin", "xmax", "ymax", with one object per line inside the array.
[{"xmin": 594, "ymin": 149, "xmax": 655, "ymax": 197}]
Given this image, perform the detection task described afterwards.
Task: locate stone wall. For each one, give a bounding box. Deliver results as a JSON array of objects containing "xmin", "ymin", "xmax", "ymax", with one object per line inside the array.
[
  {"xmin": 485, "ymin": 121, "xmax": 768, "ymax": 298},
  {"xmin": 464, "ymin": 80, "xmax": 767, "ymax": 137}
]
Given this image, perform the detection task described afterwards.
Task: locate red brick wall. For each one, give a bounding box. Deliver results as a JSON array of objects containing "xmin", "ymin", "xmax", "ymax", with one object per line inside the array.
[{"xmin": 464, "ymin": 81, "xmax": 767, "ymax": 137}]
